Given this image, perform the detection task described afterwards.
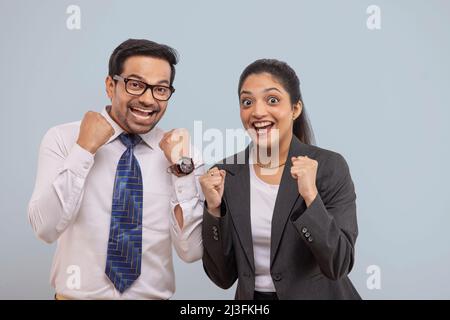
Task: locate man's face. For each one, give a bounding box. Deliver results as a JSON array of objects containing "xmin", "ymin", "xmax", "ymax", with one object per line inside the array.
[{"xmin": 106, "ymin": 55, "xmax": 172, "ymax": 134}]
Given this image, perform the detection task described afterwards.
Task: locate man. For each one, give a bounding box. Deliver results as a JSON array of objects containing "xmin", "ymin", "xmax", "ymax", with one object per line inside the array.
[{"xmin": 28, "ymin": 39, "xmax": 204, "ymax": 299}]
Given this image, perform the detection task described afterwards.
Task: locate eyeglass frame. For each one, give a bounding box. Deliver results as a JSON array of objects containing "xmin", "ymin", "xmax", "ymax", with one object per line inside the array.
[{"xmin": 112, "ymin": 74, "xmax": 175, "ymax": 101}]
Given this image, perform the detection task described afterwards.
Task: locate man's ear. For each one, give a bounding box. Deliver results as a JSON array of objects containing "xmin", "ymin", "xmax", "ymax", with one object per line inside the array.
[
  {"xmin": 293, "ymin": 101, "xmax": 303, "ymax": 120},
  {"xmin": 105, "ymin": 76, "xmax": 115, "ymax": 101}
]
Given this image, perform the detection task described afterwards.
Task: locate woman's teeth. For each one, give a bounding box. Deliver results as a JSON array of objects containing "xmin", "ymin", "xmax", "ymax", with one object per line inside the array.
[
  {"xmin": 253, "ymin": 121, "xmax": 274, "ymax": 134},
  {"xmin": 130, "ymin": 107, "xmax": 155, "ymax": 120}
]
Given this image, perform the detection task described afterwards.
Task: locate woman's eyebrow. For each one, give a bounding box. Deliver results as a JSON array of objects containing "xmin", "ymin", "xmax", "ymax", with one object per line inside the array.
[
  {"xmin": 263, "ymin": 87, "xmax": 282, "ymax": 93},
  {"xmin": 240, "ymin": 87, "xmax": 282, "ymax": 96},
  {"xmin": 240, "ymin": 90, "xmax": 253, "ymax": 96}
]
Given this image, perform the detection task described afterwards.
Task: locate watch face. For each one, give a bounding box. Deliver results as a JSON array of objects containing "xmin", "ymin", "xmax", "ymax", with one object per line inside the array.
[{"xmin": 179, "ymin": 157, "xmax": 194, "ymax": 173}]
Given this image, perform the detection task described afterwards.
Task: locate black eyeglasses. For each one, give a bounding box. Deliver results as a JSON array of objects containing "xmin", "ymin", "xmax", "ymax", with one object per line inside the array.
[{"xmin": 113, "ymin": 75, "xmax": 175, "ymax": 101}]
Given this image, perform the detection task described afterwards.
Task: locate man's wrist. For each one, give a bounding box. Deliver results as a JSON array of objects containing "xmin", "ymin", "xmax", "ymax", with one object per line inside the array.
[
  {"xmin": 77, "ymin": 140, "xmax": 97, "ymax": 154},
  {"xmin": 169, "ymin": 157, "xmax": 194, "ymax": 177}
]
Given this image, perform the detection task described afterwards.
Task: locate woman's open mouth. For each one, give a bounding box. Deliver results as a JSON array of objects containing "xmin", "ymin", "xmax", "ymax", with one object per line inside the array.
[{"xmin": 252, "ymin": 121, "xmax": 275, "ymax": 136}]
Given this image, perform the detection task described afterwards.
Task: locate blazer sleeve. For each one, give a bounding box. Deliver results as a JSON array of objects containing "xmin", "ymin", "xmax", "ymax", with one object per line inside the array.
[
  {"xmin": 291, "ymin": 152, "xmax": 358, "ymax": 280},
  {"xmin": 202, "ymin": 199, "xmax": 238, "ymax": 289}
]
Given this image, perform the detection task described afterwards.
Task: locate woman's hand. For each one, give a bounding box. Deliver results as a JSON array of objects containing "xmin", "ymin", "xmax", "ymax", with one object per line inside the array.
[
  {"xmin": 291, "ymin": 156, "xmax": 318, "ymax": 207},
  {"xmin": 199, "ymin": 167, "xmax": 227, "ymax": 217}
]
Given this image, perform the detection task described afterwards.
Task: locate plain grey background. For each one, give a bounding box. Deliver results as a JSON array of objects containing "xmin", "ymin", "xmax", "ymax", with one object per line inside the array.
[{"xmin": 1, "ymin": 0, "xmax": 449, "ymax": 299}]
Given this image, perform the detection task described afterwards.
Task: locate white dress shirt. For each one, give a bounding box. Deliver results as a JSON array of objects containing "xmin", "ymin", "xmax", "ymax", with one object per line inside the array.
[
  {"xmin": 28, "ymin": 107, "xmax": 204, "ymax": 299},
  {"xmin": 249, "ymin": 163, "xmax": 279, "ymax": 292}
]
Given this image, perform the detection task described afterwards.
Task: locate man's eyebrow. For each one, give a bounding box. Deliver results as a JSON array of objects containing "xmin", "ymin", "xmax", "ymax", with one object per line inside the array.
[
  {"xmin": 126, "ymin": 73, "xmax": 145, "ymax": 80},
  {"xmin": 156, "ymin": 79, "xmax": 170, "ymax": 85},
  {"xmin": 125, "ymin": 74, "xmax": 170, "ymax": 86}
]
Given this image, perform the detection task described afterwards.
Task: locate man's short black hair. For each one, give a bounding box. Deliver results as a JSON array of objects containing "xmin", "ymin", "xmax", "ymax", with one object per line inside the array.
[{"xmin": 108, "ymin": 39, "xmax": 178, "ymax": 86}]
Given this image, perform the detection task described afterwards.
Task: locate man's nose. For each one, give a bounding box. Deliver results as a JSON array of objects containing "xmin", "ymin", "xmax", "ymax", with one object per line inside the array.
[{"xmin": 139, "ymin": 88, "xmax": 156, "ymax": 105}]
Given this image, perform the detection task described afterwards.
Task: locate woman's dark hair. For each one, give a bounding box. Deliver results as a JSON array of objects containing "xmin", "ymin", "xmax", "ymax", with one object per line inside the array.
[
  {"xmin": 108, "ymin": 39, "xmax": 178, "ymax": 85},
  {"xmin": 238, "ymin": 59, "xmax": 315, "ymax": 145}
]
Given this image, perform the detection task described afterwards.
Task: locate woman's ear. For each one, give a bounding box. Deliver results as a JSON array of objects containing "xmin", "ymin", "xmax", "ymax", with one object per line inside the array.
[
  {"xmin": 105, "ymin": 76, "xmax": 115, "ymax": 101},
  {"xmin": 293, "ymin": 101, "xmax": 303, "ymax": 120}
]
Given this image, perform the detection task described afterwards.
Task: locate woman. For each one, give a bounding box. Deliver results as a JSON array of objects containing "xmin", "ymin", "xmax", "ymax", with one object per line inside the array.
[{"xmin": 199, "ymin": 59, "xmax": 361, "ymax": 300}]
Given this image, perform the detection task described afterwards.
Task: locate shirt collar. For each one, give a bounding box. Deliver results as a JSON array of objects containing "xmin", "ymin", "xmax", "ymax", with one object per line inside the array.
[{"xmin": 101, "ymin": 106, "xmax": 158, "ymax": 149}]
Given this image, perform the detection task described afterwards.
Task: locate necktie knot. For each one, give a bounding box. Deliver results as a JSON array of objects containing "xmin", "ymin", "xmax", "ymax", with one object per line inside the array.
[{"xmin": 119, "ymin": 133, "xmax": 142, "ymax": 148}]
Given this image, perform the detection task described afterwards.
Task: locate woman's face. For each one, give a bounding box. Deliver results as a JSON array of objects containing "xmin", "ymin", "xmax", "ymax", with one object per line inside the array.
[{"xmin": 239, "ymin": 72, "xmax": 301, "ymax": 150}]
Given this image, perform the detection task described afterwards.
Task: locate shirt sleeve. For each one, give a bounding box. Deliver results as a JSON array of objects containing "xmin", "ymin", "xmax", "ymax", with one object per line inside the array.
[
  {"xmin": 169, "ymin": 148, "xmax": 205, "ymax": 263},
  {"xmin": 28, "ymin": 127, "xmax": 94, "ymax": 244}
]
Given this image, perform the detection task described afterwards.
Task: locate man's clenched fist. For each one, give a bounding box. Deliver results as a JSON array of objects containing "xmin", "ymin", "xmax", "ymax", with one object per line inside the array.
[{"xmin": 77, "ymin": 111, "xmax": 115, "ymax": 154}]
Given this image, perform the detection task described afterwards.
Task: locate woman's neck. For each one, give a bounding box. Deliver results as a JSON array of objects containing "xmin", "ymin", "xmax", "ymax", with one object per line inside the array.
[{"xmin": 253, "ymin": 135, "xmax": 292, "ymax": 168}]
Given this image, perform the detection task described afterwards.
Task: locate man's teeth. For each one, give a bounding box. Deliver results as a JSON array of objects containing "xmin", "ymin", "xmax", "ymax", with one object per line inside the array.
[{"xmin": 130, "ymin": 107, "xmax": 156, "ymax": 119}]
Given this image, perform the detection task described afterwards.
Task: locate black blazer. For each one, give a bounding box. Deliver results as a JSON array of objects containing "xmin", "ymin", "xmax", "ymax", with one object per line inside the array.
[{"xmin": 202, "ymin": 136, "xmax": 361, "ymax": 300}]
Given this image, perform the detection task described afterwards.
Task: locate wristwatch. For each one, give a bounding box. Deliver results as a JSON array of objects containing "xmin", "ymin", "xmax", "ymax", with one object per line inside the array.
[{"xmin": 169, "ymin": 157, "xmax": 195, "ymax": 177}]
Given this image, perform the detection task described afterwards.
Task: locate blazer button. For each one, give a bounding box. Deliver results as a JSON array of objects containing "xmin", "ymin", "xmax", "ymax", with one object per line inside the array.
[
  {"xmin": 213, "ymin": 235, "xmax": 219, "ymax": 241},
  {"xmin": 308, "ymin": 236, "xmax": 313, "ymax": 242},
  {"xmin": 243, "ymin": 272, "xmax": 250, "ymax": 278},
  {"xmin": 305, "ymin": 232, "xmax": 310, "ymax": 238},
  {"xmin": 302, "ymin": 227, "xmax": 308, "ymax": 234},
  {"xmin": 273, "ymin": 273, "xmax": 282, "ymax": 281},
  {"xmin": 212, "ymin": 226, "xmax": 218, "ymax": 232}
]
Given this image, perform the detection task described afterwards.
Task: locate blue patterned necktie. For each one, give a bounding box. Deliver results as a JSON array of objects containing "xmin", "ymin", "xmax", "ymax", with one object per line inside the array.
[{"xmin": 105, "ymin": 133, "xmax": 143, "ymax": 293}]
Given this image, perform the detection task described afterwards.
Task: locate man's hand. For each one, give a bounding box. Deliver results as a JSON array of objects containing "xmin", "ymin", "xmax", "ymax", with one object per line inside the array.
[
  {"xmin": 159, "ymin": 128, "xmax": 190, "ymax": 165},
  {"xmin": 77, "ymin": 111, "xmax": 115, "ymax": 154},
  {"xmin": 199, "ymin": 167, "xmax": 226, "ymax": 217}
]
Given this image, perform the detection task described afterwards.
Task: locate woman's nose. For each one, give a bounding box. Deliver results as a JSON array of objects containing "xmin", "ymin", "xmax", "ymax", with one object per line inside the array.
[{"xmin": 251, "ymin": 101, "xmax": 267, "ymax": 117}]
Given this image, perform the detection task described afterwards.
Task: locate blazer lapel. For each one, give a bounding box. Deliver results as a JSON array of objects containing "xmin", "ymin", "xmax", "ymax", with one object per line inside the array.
[
  {"xmin": 270, "ymin": 136, "xmax": 307, "ymax": 266},
  {"xmin": 222, "ymin": 146, "xmax": 255, "ymax": 272}
]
